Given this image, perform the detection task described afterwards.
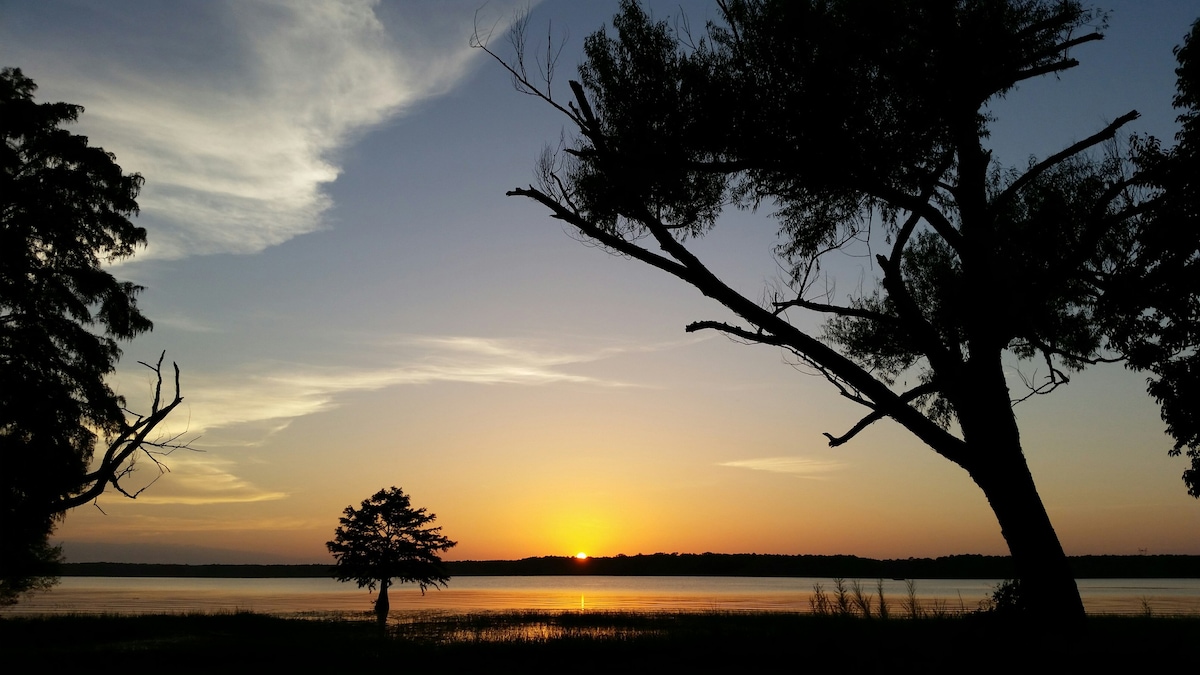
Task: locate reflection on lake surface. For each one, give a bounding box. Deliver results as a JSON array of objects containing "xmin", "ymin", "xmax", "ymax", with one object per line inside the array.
[{"xmin": 3, "ymin": 576, "xmax": 1199, "ymax": 616}]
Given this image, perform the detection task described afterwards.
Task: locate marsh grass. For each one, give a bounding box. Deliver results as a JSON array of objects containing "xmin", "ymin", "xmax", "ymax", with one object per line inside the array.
[
  {"xmin": 4, "ymin": 609, "xmax": 1199, "ymax": 673},
  {"xmin": 903, "ymin": 578, "xmax": 921, "ymax": 619},
  {"xmin": 874, "ymin": 579, "xmax": 887, "ymax": 619},
  {"xmin": 810, "ymin": 581, "xmax": 831, "ymax": 614},
  {"xmin": 811, "ymin": 578, "xmax": 1012, "ymax": 619},
  {"xmin": 813, "ymin": 579, "xmax": 891, "ymax": 619},
  {"xmin": 850, "ymin": 579, "xmax": 874, "ymax": 618},
  {"xmin": 834, "ymin": 576, "xmax": 852, "ymax": 615}
]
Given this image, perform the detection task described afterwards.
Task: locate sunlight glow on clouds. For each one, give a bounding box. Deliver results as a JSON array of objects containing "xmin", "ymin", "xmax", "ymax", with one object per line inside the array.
[
  {"xmin": 719, "ymin": 457, "xmax": 846, "ymax": 478},
  {"xmin": 118, "ymin": 455, "xmax": 288, "ymax": 506},
  {"xmin": 10, "ymin": 0, "xmax": 527, "ymax": 260}
]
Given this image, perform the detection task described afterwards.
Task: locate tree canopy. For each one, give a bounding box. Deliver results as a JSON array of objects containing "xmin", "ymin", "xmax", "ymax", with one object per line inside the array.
[
  {"xmin": 327, "ymin": 487, "xmax": 457, "ymax": 621},
  {"xmin": 1107, "ymin": 18, "xmax": 1200, "ymax": 496},
  {"xmin": 1, "ymin": 67, "xmax": 185, "ymax": 603},
  {"xmin": 480, "ymin": 1, "xmax": 1200, "ymax": 621}
]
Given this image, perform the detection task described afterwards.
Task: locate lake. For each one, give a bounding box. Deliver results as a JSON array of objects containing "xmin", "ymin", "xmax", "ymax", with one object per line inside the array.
[{"xmin": 4, "ymin": 576, "xmax": 1199, "ymax": 617}]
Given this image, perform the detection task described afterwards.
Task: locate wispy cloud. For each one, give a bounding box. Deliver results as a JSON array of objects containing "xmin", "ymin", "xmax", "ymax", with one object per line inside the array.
[
  {"xmin": 117, "ymin": 454, "xmax": 288, "ymax": 506},
  {"xmin": 149, "ymin": 313, "xmax": 223, "ymax": 334},
  {"xmin": 63, "ymin": 514, "xmax": 320, "ymax": 537},
  {"xmin": 128, "ymin": 335, "xmax": 660, "ymax": 441},
  {"xmin": 719, "ymin": 457, "xmax": 846, "ymax": 479},
  {"xmin": 7, "ymin": 0, "xmax": 528, "ymax": 260}
]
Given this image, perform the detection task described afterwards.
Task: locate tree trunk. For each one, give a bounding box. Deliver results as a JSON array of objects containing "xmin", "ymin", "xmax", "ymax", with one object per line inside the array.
[
  {"xmin": 970, "ymin": 446, "xmax": 1085, "ymax": 622},
  {"xmin": 374, "ymin": 578, "xmax": 390, "ymax": 625},
  {"xmin": 955, "ymin": 363, "xmax": 1086, "ymax": 623}
]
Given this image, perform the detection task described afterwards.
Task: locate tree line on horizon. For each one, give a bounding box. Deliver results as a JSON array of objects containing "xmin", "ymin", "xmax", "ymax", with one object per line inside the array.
[{"xmin": 58, "ymin": 552, "xmax": 1200, "ymax": 580}]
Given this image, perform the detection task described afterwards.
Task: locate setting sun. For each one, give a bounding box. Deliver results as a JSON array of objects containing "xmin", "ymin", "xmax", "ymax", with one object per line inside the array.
[{"xmin": 575, "ymin": 552, "xmax": 588, "ymax": 560}]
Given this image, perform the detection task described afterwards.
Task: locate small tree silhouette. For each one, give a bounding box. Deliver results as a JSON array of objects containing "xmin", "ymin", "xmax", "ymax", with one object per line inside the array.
[{"xmin": 327, "ymin": 487, "xmax": 456, "ymax": 624}]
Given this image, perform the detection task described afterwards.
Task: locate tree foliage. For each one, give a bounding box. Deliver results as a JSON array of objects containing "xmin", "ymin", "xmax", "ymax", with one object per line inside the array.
[
  {"xmin": 1, "ymin": 67, "xmax": 186, "ymax": 603},
  {"xmin": 479, "ymin": 1, "xmax": 1200, "ymax": 620},
  {"xmin": 1103, "ymin": 18, "xmax": 1200, "ymax": 496},
  {"xmin": 327, "ymin": 487, "xmax": 457, "ymax": 596}
]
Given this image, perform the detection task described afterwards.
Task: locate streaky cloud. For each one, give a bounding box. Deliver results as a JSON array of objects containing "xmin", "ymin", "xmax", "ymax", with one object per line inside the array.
[
  {"xmin": 106, "ymin": 455, "xmax": 287, "ymax": 506},
  {"xmin": 719, "ymin": 456, "xmax": 846, "ymax": 478},
  {"xmin": 125, "ymin": 334, "xmax": 656, "ymax": 443}
]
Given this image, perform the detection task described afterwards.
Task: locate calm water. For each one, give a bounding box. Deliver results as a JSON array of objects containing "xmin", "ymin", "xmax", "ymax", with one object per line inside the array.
[{"xmin": 3, "ymin": 576, "xmax": 1199, "ymax": 617}]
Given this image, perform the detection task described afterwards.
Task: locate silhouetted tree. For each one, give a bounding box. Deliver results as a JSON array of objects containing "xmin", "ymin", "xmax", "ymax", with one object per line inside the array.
[
  {"xmin": 1, "ymin": 68, "xmax": 187, "ymax": 604},
  {"xmin": 327, "ymin": 487, "xmax": 457, "ymax": 624},
  {"xmin": 477, "ymin": 1, "xmax": 1200, "ymax": 621},
  {"xmin": 1102, "ymin": 18, "xmax": 1200, "ymax": 497}
]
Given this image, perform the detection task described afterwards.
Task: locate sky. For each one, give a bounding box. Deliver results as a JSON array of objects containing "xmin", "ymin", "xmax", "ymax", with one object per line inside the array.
[{"xmin": 2, "ymin": 0, "xmax": 1199, "ymax": 565}]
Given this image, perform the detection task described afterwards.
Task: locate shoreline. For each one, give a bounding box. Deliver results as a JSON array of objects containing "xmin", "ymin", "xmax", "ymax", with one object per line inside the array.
[{"xmin": 58, "ymin": 552, "xmax": 1200, "ymax": 579}]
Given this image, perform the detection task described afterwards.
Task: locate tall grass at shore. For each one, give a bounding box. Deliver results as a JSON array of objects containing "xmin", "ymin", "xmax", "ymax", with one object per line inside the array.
[{"xmin": 812, "ymin": 578, "xmax": 965, "ymax": 618}]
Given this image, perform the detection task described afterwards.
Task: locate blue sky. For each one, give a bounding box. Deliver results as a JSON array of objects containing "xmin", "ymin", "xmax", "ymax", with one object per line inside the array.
[{"xmin": 2, "ymin": 0, "xmax": 1199, "ymax": 563}]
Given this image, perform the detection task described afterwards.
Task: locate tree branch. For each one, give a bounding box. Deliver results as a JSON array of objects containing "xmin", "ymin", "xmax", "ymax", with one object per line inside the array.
[
  {"xmin": 520, "ymin": 195, "xmax": 972, "ymax": 467},
  {"xmin": 507, "ymin": 186, "xmax": 691, "ymax": 279},
  {"xmin": 1022, "ymin": 32, "xmax": 1104, "ymax": 71},
  {"xmin": 860, "ymin": 180, "xmax": 966, "ymax": 255},
  {"xmin": 47, "ymin": 353, "xmax": 190, "ymax": 512},
  {"xmin": 772, "ymin": 296, "xmax": 898, "ymax": 323},
  {"xmin": 997, "ymin": 110, "xmax": 1140, "ymax": 204},
  {"xmin": 823, "ymin": 382, "xmax": 940, "ymax": 447},
  {"xmin": 470, "ymin": 9, "xmax": 584, "ymax": 128},
  {"xmin": 1012, "ymin": 57, "xmax": 1079, "ymax": 84},
  {"xmin": 502, "ymin": 13, "xmax": 972, "ymax": 469}
]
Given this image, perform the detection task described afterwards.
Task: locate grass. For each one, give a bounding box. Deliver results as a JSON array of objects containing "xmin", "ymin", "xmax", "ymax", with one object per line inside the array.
[{"xmin": 2, "ymin": 609, "xmax": 1198, "ymax": 673}]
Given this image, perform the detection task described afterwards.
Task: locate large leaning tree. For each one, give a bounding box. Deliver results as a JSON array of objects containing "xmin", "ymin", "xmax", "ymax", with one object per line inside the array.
[
  {"xmin": 327, "ymin": 487, "xmax": 457, "ymax": 624},
  {"xmin": 1, "ymin": 67, "xmax": 187, "ymax": 604},
  {"xmin": 477, "ymin": 1, "xmax": 1200, "ymax": 621}
]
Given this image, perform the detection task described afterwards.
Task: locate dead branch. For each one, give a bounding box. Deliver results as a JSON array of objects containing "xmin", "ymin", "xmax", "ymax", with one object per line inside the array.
[
  {"xmin": 824, "ymin": 382, "xmax": 938, "ymax": 447},
  {"xmin": 998, "ymin": 110, "xmax": 1140, "ymax": 204},
  {"xmin": 47, "ymin": 352, "xmax": 194, "ymax": 512}
]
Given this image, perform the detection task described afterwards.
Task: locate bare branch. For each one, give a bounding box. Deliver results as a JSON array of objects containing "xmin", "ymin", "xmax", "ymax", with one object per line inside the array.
[
  {"xmin": 998, "ymin": 110, "xmax": 1140, "ymax": 204},
  {"xmin": 47, "ymin": 353, "xmax": 192, "ymax": 512},
  {"xmin": 1021, "ymin": 32, "xmax": 1105, "ymax": 71},
  {"xmin": 772, "ymin": 296, "xmax": 897, "ymax": 324},
  {"xmin": 686, "ymin": 319, "xmax": 781, "ymax": 344},
  {"xmin": 471, "ymin": 7, "xmax": 584, "ymax": 126},
  {"xmin": 1008, "ymin": 32, "xmax": 1104, "ymax": 87},
  {"xmin": 508, "ymin": 185, "xmax": 691, "ymax": 278},
  {"xmin": 1011, "ymin": 57, "xmax": 1076, "ymax": 84},
  {"xmin": 823, "ymin": 382, "xmax": 940, "ymax": 447}
]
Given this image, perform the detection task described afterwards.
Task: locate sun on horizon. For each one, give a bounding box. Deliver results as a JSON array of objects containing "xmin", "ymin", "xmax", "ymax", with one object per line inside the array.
[{"xmin": 575, "ymin": 552, "xmax": 588, "ymax": 560}]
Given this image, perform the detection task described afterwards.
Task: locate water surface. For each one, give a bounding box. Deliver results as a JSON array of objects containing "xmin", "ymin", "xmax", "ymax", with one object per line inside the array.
[{"xmin": 4, "ymin": 576, "xmax": 1198, "ymax": 616}]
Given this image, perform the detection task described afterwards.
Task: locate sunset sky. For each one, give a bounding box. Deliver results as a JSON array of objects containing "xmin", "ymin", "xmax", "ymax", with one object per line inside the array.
[{"xmin": 3, "ymin": 0, "xmax": 1199, "ymax": 564}]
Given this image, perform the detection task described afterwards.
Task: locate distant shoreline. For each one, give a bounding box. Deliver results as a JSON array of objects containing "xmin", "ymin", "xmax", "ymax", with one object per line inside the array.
[{"xmin": 59, "ymin": 552, "xmax": 1200, "ymax": 579}]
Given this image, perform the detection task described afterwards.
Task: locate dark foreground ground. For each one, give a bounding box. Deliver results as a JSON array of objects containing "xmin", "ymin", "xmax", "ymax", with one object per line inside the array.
[{"xmin": 1, "ymin": 610, "xmax": 1193, "ymax": 673}]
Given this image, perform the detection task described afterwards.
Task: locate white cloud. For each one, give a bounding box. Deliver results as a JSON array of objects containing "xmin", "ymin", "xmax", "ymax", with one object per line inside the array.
[
  {"xmin": 719, "ymin": 457, "xmax": 846, "ymax": 478},
  {"xmin": 6, "ymin": 0, "xmax": 529, "ymax": 260}
]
